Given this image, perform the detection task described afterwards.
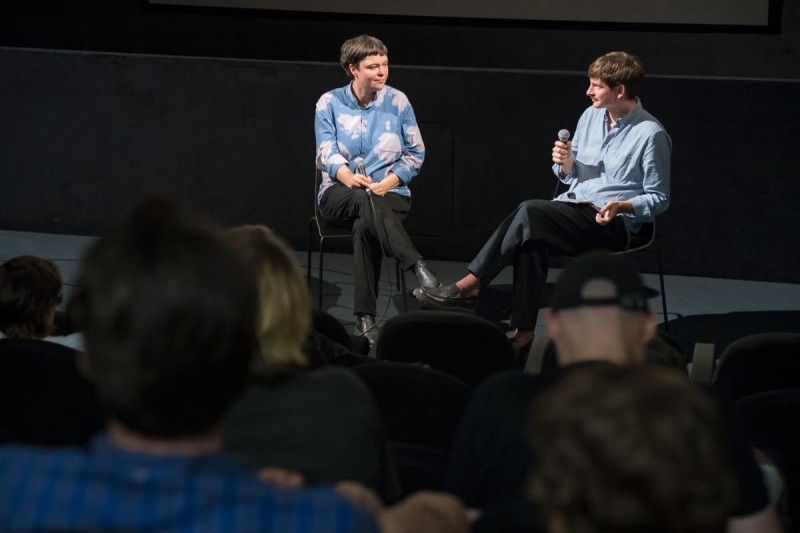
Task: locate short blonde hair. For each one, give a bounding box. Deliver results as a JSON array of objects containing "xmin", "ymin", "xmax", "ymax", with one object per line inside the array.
[{"xmin": 226, "ymin": 225, "xmax": 310, "ymax": 374}]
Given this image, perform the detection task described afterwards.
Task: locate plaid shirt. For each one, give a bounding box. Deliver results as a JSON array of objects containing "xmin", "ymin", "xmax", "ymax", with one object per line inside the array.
[{"xmin": 0, "ymin": 435, "xmax": 379, "ymax": 533}]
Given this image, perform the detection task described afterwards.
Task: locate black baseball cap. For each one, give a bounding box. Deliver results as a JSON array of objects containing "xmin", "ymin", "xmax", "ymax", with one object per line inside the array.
[{"xmin": 550, "ymin": 252, "xmax": 654, "ymax": 312}]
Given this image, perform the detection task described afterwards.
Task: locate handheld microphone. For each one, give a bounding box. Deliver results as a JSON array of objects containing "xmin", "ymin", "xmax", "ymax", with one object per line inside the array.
[
  {"xmin": 557, "ymin": 129, "xmax": 571, "ymax": 174},
  {"xmin": 354, "ymin": 156, "xmax": 366, "ymax": 176},
  {"xmin": 354, "ymin": 156, "xmax": 370, "ymax": 194}
]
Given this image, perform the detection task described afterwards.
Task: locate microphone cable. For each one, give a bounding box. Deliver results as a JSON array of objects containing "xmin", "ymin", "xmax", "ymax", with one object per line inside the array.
[{"xmin": 354, "ymin": 157, "xmax": 395, "ymax": 339}]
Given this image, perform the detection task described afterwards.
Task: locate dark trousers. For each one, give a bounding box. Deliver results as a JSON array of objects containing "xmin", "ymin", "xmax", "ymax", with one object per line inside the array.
[
  {"xmin": 468, "ymin": 199, "xmax": 628, "ymax": 330},
  {"xmin": 319, "ymin": 185, "xmax": 422, "ymax": 316}
]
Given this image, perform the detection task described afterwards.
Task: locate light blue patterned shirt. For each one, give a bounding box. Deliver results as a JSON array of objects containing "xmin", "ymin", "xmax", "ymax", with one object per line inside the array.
[
  {"xmin": 315, "ymin": 83, "xmax": 425, "ymax": 203},
  {"xmin": 553, "ymin": 99, "xmax": 671, "ymax": 234}
]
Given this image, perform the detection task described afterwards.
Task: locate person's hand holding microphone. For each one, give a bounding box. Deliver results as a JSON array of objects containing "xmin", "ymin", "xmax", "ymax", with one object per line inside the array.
[
  {"xmin": 336, "ymin": 157, "xmax": 372, "ymax": 189},
  {"xmin": 353, "ymin": 156, "xmax": 373, "ymax": 189},
  {"xmin": 552, "ymin": 129, "xmax": 573, "ymax": 175},
  {"xmin": 356, "ymin": 156, "xmax": 399, "ymax": 197}
]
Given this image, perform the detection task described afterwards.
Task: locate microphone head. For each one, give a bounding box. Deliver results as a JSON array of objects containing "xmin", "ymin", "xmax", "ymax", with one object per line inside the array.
[
  {"xmin": 558, "ymin": 129, "xmax": 571, "ymax": 142},
  {"xmin": 354, "ymin": 156, "xmax": 365, "ymax": 166}
]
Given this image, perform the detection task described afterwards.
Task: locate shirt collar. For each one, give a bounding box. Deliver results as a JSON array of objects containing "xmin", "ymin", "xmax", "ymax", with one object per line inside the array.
[
  {"xmin": 614, "ymin": 98, "xmax": 643, "ymax": 128},
  {"xmin": 346, "ymin": 82, "xmax": 385, "ymax": 109}
]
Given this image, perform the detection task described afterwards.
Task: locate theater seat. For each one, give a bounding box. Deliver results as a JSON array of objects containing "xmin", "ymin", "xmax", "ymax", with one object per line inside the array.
[{"xmin": 0, "ymin": 338, "xmax": 104, "ymax": 445}]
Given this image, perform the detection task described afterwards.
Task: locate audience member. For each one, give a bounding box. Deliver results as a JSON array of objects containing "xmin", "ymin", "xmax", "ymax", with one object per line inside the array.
[
  {"xmin": 0, "ymin": 200, "xmax": 379, "ymax": 532},
  {"xmin": 528, "ymin": 364, "xmax": 737, "ymax": 533},
  {"xmin": 446, "ymin": 252, "xmax": 783, "ymax": 533},
  {"xmin": 646, "ymin": 331, "xmax": 688, "ymax": 374},
  {"xmin": 535, "ymin": 329, "xmax": 688, "ymax": 375},
  {"xmin": 0, "ymin": 256, "xmax": 103, "ymax": 446},
  {"xmin": 222, "ymin": 225, "xmax": 401, "ymax": 502},
  {"xmin": 0, "ymin": 255, "xmax": 83, "ymax": 350}
]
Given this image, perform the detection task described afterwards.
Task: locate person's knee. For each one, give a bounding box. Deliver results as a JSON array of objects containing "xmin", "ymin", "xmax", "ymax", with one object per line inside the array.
[
  {"xmin": 516, "ymin": 199, "xmax": 557, "ymax": 228},
  {"xmin": 513, "ymin": 199, "xmax": 542, "ymax": 225},
  {"xmin": 518, "ymin": 198, "xmax": 549, "ymax": 212}
]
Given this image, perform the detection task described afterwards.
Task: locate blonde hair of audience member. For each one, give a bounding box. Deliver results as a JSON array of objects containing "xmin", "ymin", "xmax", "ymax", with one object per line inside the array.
[
  {"xmin": 528, "ymin": 364, "xmax": 738, "ymax": 533},
  {"xmin": 226, "ymin": 225, "xmax": 310, "ymax": 376}
]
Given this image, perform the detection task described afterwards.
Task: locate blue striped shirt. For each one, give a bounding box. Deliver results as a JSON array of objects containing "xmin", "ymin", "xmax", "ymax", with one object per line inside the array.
[
  {"xmin": 314, "ymin": 83, "xmax": 425, "ymax": 203},
  {"xmin": 0, "ymin": 435, "xmax": 379, "ymax": 532},
  {"xmin": 553, "ymin": 100, "xmax": 671, "ymax": 234}
]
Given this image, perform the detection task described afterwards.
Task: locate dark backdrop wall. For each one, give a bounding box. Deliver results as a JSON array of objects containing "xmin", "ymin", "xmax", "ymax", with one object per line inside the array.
[
  {"xmin": 1, "ymin": 0, "xmax": 799, "ymax": 282},
  {"xmin": 3, "ymin": 0, "xmax": 799, "ymax": 78}
]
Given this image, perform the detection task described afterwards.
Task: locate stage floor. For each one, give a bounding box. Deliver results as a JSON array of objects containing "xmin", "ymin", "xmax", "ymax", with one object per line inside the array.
[{"xmin": 2, "ymin": 229, "xmax": 799, "ymax": 357}]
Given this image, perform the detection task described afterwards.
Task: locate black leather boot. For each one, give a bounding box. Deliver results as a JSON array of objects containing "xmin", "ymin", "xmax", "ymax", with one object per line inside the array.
[
  {"xmin": 413, "ymin": 260, "xmax": 441, "ymax": 289},
  {"xmin": 354, "ymin": 314, "xmax": 379, "ymax": 346}
]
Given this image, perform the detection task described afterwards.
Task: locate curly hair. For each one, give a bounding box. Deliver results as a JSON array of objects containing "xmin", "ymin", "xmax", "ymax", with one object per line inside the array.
[{"xmin": 528, "ymin": 364, "xmax": 737, "ymax": 533}]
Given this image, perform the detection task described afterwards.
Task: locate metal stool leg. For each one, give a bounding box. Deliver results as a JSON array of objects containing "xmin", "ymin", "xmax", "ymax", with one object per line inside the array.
[
  {"xmin": 656, "ymin": 249, "xmax": 669, "ymax": 334},
  {"xmin": 318, "ymin": 237, "xmax": 325, "ymax": 309},
  {"xmin": 307, "ymin": 219, "xmax": 313, "ymax": 284}
]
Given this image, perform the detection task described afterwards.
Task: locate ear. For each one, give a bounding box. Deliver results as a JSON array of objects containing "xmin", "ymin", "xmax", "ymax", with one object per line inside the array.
[
  {"xmin": 544, "ymin": 309, "xmax": 562, "ymax": 344},
  {"xmin": 46, "ymin": 305, "xmax": 57, "ymax": 331},
  {"xmin": 348, "ymin": 63, "xmax": 359, "ymax": 79},
  {"xmin": 641, "ymin": 310, "xmax": 658, "ymax": 344},
  {"xmin": 615, "ymin": 84, "xmax": 627, "ymax": 99}
]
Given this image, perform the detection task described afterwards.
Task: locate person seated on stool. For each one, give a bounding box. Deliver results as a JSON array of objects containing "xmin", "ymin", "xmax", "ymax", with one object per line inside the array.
[
  {"xmin": 415, "ymin": 51, "xmax": 671, "ymax": 352},
  {"xmin": 315, "ymin": 34, "xmax": 440, "ymax": 346}
]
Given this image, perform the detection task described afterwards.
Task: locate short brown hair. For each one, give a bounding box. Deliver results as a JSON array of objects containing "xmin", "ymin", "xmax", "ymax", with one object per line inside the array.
[
  {"xmin": 0, "ymin": 255, "xmax": 62, "ymax": 338},
  {"xmin": 74, "ymin": 199, "xmax": 258, "ymax": 437},
  {"xmin": 529, "ymin": 364, "xmax": 737, "ymax": 533},
  {"xmin": 340, "ymin": 34, "xmax": 388, "ymax": 79},
  {"xmin": 587, "ymin": 51, "xmax": 644, "ymax": 100}
]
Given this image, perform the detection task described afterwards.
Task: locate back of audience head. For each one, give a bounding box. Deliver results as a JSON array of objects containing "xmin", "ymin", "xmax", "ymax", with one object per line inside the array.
[
  {"xmin": 226, "ymin": 225, "xmax": 311, "ymax": 378},
  {"xmin": 71, "ymin": 198, "xmax": 258, "ymax": 438},
  {"xmin": 528, "ymin": 364, "xmax": 738, "ymax": 533},
  {"xmin": 546, "ymin": 251, "xmax": 657, "ymax": 366},
  {"xmin": 0, "ymin": 255, "xmax": 62, "ymax": 339},
  {"xmin": 646, "ymin": 332, "xmax": 688, "ymax": 375}
]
